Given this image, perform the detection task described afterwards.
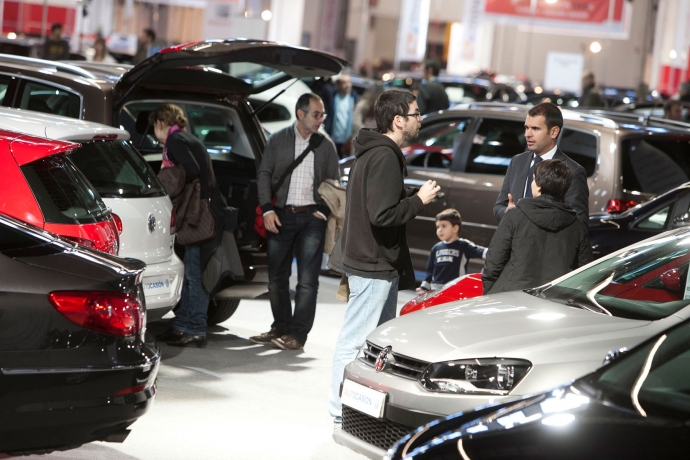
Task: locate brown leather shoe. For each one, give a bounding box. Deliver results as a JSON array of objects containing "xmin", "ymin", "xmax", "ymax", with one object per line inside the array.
[
  {"xmin": 249, "ymin": 328, "xmax": 281, "ymax": 345},
  {"xmin": 271, "ymin": 335, "xmax": 304, "ymax": 350}
]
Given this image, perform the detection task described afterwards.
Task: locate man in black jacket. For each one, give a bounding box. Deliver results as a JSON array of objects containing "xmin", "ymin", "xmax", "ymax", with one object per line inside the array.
[
  {"xmin": 493, "ymin": 102, "xmax": 589, "ymax": 224},
  {"xmin": 417, "ymin": 59, "xmax": 450, "ymax": 115},
  {"xmin": 483, "ymin": 159, "xmax": 592, "ymax": 294},
  {"xmin": 328, "ymin": 89, "xmax": 440, "ymax": 428}
]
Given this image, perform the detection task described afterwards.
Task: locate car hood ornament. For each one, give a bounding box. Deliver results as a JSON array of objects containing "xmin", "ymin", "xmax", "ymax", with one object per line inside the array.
[{"xmin": 375, "ymin": 346, "xmax": 392, "ymax": 373}]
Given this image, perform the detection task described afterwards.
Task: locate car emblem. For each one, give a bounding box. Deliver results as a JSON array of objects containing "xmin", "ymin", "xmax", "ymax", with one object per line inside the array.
[
  {"xmin": 147, "ymin": 214, "xmax": 156, "ymax": 233},
  {"xmin": 375, "ymin": 346, "xmax": 392, "ymax": 373}
]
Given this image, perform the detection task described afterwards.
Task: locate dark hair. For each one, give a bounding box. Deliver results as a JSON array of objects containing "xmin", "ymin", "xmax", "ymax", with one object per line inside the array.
[
  {"xmin": 295, "ymin": 93, "xmax": 322, "ymax": 118},
  {"xmin": 527, "ymin": 102, "xmax": 563, "ymax": 132},
  {"xmin": 436, "ymin": 208, "xmax": 461, "ymax": 229},
  {"xmin": 51, "ymin": 23, "xmax": 62, "ymax": 33},
  {"xmin": 664, "ymin": 99, "xmax": 682, "ymax": 114},
  {"xmin": 424, "ymin": 59, "xmax": 441, "ymax": 77},
  {"xmin": 375, "ymin": 89, "xmax": 416, "ymax": 133},
  {"xmin": 144, "ymin": 28, "xmax": 156, "ymax": 41},
  {"xmin": 533, "ymin": 159, "xmax": 572, "ymax": 200},
  {"xmin": 149, "ymin": 104, "xmax": 187, "ymax": 129}
]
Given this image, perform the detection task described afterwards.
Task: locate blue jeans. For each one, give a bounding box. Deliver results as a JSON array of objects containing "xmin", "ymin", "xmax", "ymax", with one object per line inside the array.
[
  {"xmin": 328, "ymin": 274, "xmax": 398, "ymax": 425},
  {"xmin": 172, "ymin": 245, "xmax": 209, "ymax": 336},
  {"xmin": 267, "ymin": 208, "xmax": 326, "ymax": 345}
]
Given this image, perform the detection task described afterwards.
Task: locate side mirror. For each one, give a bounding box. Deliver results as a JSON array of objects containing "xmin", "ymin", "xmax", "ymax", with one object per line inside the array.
[
  {"xmin": 672, "ymin": 213, "xmax": 690, "ymax": 229},
  {"xmin": 660, "ymin": 268, "xmax": 681, "ymax": 291},
  {"xmin": 602, "ymin": 347, "xmax": 628, "ymax": 366}
]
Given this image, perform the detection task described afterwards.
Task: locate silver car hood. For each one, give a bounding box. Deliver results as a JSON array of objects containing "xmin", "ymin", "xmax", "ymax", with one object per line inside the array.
[{"xmin": 371, "ymin": 291, "xmax": 650, "ymax": 363}]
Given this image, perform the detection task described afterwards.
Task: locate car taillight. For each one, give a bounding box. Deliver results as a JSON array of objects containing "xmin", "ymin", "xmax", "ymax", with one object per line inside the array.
[
  {"xmin": 170, "ymin": 209, "xmax": 176, "ymax": 235},
  {"xmin": 606, "ymin": 198, "xmax": 638, "ymax": 214},
  {"xmin": 62, "ymin": 236, "xmax": 97, "ymax": 250},
  {"xmin": 48, "ymin": 291, "xmax": 144, "ymax": 337},
  {"xmin": 112, "ymin": 213, "xmax": 123, "ymax": 234}
]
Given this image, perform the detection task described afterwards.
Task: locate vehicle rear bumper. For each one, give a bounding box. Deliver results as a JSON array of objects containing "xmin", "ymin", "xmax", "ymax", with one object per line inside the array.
[{"xmin": 141, "ymin": 253, "xmax": 183, "ymax": 317}]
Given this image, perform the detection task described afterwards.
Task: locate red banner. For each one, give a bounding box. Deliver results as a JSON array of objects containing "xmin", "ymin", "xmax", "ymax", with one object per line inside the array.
[{"xmin": 485, "ymin": 0, "xmax": 624, "ymax": 24}]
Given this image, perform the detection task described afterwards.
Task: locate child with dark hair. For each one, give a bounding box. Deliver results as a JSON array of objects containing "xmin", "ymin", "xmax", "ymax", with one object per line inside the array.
[
  {"xmin": 419, "ymin": 208, "xmax": 487, "ymax": 291},
  {"xmin": 483, "ymin": 159, "xmax": 592, "ymax": 294}
]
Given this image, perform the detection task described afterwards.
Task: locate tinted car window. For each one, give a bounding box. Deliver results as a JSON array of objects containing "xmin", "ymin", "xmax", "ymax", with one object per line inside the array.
[
  {"xmin": 247, "ymin": 98, "xmax": 291, "ymax": 123},
  {"xmin": 636, "ymin": 205, "xmax": 671, "ymax": 230},
  {"xmin": 21, "ymin": 155, "xmax": 109, "ymax": 224},
  {"xmin": 443, "ymin": 83, "xmax": 489, "ymax": 104},
  {"xmin": 0, "ymin": 74, "xmax": 12, "ymax": 105},
  {"xmin": 405, "ymin": 119, "xmax": 469, "ymax": 170},
  {"xmin": 558, "ymin": 129, "xmax": 598, "ymax": 177},
  {"xmin": 187, "ymin": 105, "xmax": 234, "ymax": 150},
  {"xmin": 69, "ymin": 141, "xmax": 166, "ymax": 198},
  {"xmin": 466, "ymin": 118, "xmax": 526, "ymax": 175},
  {"xmin": 17, "ymin": 80, "xmax": 80, "ymax": 118},
  {"xmin": 621, "ymin": 136, "xmax": 690, "ymax": 194}
]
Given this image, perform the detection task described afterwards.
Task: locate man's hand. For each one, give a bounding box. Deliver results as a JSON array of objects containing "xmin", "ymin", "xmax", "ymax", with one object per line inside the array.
[
  {"xmin": 264, "ymin": 212, "xmax": 282, "ymax": 234},
  {"xmin": 505, "ymin": 193, "xmax": 516, "ymax": 213},
  {"xmin": 417, "ymin": 180, "xmax": 441, "ymax": 205}
]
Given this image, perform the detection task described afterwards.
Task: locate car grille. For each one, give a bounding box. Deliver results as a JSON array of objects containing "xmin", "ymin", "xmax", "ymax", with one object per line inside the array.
[
  {"xmin": 359, "ymin": 341, "xmax": 430, "ymax": 380},
  {"xmin": 342, "ymin": 405, "xmax": 414, "ymax": 451}
]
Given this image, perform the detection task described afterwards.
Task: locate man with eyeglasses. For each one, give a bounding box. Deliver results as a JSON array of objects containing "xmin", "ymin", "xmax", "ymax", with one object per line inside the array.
[
  {"xmin": 328, "ymin": 89, "xmax": 440, "ymax": 429},
  {"xmin": 252, "ymin": 93, "xmax": 340, "ymax": 350}
]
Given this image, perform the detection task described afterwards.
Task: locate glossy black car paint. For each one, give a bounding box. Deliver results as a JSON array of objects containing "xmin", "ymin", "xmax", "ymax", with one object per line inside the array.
[
  {"xmin": 589, "ymin": 183, "xmax": 690, "ymax": 259},
  {"xmin": 0, "ymin": 215, "xmax": 159, "ymax": 454},
  {"xmin": 387, "ymin": 319, "xmax": 690, "ymax": 460}
]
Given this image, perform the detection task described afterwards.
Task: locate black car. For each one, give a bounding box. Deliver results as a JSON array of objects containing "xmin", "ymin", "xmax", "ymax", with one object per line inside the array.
[
  {"xmin": 0, "ymin": 213, "xmax": 159, "ymax": 454},
  {"xmin": 386, "ymin": 317, "xmax": 690, "ymax": 460},
  {"xmin": 589, "ymin": 182, "xmax": 690, "ymax": 259}
]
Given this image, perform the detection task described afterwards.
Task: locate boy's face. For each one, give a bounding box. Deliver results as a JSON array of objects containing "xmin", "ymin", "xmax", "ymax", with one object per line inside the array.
[{"xmin": 436, "ymin": 220, "xmax": 459, "ymax": 242}]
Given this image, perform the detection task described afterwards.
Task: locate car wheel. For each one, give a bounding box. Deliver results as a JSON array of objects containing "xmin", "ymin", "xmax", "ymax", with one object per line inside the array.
[{"xmin": 207, "ymin": 298, "xmax": 240, "ymax": 325}]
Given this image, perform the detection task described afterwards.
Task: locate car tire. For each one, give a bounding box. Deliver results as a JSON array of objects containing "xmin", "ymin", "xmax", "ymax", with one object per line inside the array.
[{"xmin": 207, "ymin": 298, "xmax": 240, "ymax": 326}]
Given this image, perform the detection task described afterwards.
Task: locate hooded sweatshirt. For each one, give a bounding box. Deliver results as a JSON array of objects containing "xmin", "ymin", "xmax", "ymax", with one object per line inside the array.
[
  {"xmin": 482, "ymin": 194, "xmax": 592, "ymax": 294},
  {"xmin": 340, "ymin": 129, "xmax": 424, "ymax": 288}
]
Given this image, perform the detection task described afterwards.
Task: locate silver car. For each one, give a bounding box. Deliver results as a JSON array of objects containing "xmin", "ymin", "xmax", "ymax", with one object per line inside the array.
[{"xmin": 334, "ymin": 228, "xmax": 690, "ymax": 459}]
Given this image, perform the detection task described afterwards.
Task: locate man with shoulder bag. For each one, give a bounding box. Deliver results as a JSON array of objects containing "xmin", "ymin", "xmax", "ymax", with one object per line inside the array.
[{"xmin": 251, "ymin": 93, "xmax": 340, "ymax": 350}]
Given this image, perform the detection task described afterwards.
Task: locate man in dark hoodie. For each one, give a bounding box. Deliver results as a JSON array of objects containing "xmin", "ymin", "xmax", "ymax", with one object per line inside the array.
[
  {"xmin": 328, "ymin": 89, "xmax": 440, "ymax": 428},
  {"xmin": 483, "ymin": 159, "xmax": 592, "ymax": 294}
]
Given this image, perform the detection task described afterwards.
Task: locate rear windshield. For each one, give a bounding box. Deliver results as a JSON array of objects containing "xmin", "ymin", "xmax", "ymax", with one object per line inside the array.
[
  {"xmin": 21, "ymin": 155, "xmax": 110, "ymax": 225},
  {"xmin": 621, "ymin": 136, "xmax": 690, "ymax": 195},
  {"xmin": 69, "ymin": 141, "xmax": 166, "ymax": 198}
]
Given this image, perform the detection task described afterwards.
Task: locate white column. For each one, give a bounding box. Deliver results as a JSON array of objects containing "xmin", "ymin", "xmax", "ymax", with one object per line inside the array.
[{"xmin": 267, "ymin": 0, "xmax": 306, "ymax": 46}]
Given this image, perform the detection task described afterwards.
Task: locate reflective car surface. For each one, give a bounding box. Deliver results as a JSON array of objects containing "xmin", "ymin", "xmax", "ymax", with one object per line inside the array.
[
  {"xmin": 334, "ymin": 228, "xmax": 690, "ymax": 458},
  {"xmin": 0, "ymin": 213, "xmax": 159, "ymax": 454},
  {"xmin": 387, "ymin": 317, "xmax": 690, "ymax": 460}
]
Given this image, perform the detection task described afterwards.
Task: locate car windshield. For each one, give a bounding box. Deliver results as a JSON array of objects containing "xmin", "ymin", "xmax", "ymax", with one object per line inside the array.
[
  {"xmin": 581, "ymin": 321, "xmax": 690, "ymax": 419},
  {"xmin": 531, "ymin": 232, "xmax": 690, "ymax": 320},
  {"xmin": 68, "ymin": 141, "xmax": 165, "ymax": 198}
]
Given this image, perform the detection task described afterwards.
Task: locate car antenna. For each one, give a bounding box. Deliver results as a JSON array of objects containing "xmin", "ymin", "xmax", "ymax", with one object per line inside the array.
[{"xmin": 250, "ymin": 78, "xmax": 300, "ymax": 118}]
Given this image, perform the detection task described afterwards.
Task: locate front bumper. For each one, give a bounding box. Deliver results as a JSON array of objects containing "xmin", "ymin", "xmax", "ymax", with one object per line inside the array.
[{"xmin": 141, "ymin": 253, "xmax": 184, "ymax": 320}]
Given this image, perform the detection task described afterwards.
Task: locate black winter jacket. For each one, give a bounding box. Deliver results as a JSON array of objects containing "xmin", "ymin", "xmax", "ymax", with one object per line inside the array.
[
  {"xmin": 482, "ymin": 194, "xmax": 592, "ymax": 294},
  {"xmin": 341, "ymin": 129, "xmax": 424, "ymax": 289}
]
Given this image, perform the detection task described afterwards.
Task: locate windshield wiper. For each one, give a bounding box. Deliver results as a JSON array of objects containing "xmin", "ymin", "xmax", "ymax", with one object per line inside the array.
[
  {"xmin": 524, "ymin": 283, "xmax": 552, "ymax": 298},
  {"xmin": 565, "ymin": 298, "xmax": 609, "ymax": 316}
]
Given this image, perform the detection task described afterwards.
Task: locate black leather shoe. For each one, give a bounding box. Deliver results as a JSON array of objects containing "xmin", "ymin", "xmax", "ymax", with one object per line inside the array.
[
  {"xmin": 167, "ymin": 332, "xmax": 207, "ymax": 348},
  {"xmin": 156, "ymin": 328, "xmax": 184, "ymax": 341}
]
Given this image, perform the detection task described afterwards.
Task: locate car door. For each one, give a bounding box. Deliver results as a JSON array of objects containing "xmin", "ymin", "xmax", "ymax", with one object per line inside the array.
[{"xmin": 405, "ymin": 117, "xmax": 474, "ymax": 272}]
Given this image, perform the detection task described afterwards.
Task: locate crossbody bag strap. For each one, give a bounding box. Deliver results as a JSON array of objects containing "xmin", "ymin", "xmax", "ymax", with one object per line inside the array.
[{"xmin": 273, "ymin": 133, "xmax": 325, "ymax": 194}]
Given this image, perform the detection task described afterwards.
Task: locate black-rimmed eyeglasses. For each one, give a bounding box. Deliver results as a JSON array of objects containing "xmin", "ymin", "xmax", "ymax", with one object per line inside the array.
[{"xmin": 402, "ymin": 112, "xmax": 422, "ymax": 119}]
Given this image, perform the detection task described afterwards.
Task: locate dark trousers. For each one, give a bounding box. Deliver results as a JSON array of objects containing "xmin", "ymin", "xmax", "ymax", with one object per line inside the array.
[{"xmin": 267, "ymin": 208, "xmax": 326, "ymax": 344}]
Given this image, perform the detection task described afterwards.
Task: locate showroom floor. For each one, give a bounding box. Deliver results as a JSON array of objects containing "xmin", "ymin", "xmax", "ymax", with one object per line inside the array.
[{"xmin": 15, "ymin": 271, "xmax": 418, "ymax": 460}]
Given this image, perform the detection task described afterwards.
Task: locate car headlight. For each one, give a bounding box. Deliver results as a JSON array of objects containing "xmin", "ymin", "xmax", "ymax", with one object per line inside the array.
[{"xmin": 419, "ymin": 358, "xmax": 532, "ymax": 395}]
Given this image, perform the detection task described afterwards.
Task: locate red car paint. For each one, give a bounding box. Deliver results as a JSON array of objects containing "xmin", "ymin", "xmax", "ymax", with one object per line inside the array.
[
  {"xmin": 400, "ymin": 273, "xmax": 484, "ymax": 315},
  {"xmin": 0, "ymin": 130, "xmax": 119, "ymax": 255}
]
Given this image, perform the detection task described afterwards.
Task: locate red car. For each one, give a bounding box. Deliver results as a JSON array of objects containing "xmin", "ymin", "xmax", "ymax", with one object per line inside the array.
[
  {"xmin": 400, "ymin": 273, "xmax": 483, "ymax": 315},
  {"xmin": 1, "ymin": 130, "xmax": 119, "ymax": 254}
]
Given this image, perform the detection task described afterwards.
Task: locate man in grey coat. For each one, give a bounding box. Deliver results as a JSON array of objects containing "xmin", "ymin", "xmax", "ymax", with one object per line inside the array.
[
  {"xmin": 493, "ymin": 102, "xmax": 589, "ymax": 224},
  {"xmin": 251, "ymin": 93, "xmax": 340, "ymax": 350}
]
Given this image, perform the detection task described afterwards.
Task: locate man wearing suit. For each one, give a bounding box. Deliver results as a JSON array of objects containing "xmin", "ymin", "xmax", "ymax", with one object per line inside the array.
[
  {"xmin": 493, "ymin": 102, "xmax": 589, "ymax": 224},
  {"xmin": 417, "ymin": 59, "xmax": 450, "ymax": 115}
]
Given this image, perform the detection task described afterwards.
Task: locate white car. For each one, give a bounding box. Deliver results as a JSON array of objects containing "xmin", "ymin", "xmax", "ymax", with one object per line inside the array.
[
  {"xmin": 248, "ymin": 78, "xmax": 314, "ymax": 134},
  {"xmin": 0, "ymin": 107, "xmax": 183, "ymax": 321}
]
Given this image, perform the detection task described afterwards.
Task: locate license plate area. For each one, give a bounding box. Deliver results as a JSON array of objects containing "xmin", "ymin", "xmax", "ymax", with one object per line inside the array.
[
  {"xmin": 143, "ymin": 275, "xmax": 173, "ymax": 296},
  {"xmin": 341, "ymin": 379, "xmax": 387, "ymax": 419}
]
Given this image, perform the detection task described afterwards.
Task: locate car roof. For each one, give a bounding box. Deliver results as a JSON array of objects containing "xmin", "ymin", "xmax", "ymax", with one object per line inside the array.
[
  {"xmin": 0, "ymin": 107, "xmax": 129, "ymax": 142},
  {"xmin": 0, "ymin": 129, "xmax": 78, "ymax": 166},
  {"xmin": 0, "ymin": 54, "xmax": 116, "ymax": 90}
]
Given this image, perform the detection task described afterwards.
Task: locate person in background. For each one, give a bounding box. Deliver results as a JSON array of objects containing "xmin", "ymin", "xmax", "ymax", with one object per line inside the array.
[
  {"xmin": 88, "ymin": 37, "xmax": 116, "ymax": 63},
  {"xmin": 352, "ymin": 84, "xmax": 385, "ymax": 134},
  {"xmin": 417, "ymin": 59, "xmax": 450, "ymax": 115},
  {"xmin": 323, "ymin": 74, "xmax": 360, "ymax": 158},
  {"xmin": 483, "ymin": 159, "xmax": 592, "ymax": 294},
  {"xmin": 133, "ymin": 28, "xmax": 156, "ymax": 65},
  {"xmin": 579, "ymin": 71, "xmax": 606, "ymax": 108},
  {"xmin": 328, "ymin": 89, "xmax": 440, "ymax": 429},
  {"xmin": 418, "ymin": 208, "xmax": 487, "ymax": 292},
  {"xmin": 251, "ymin": 93, "xmax": 340, "ymax": 351},
  {"xmin": 43, "ymin": 23, "xmax": 70, "ymax": 61},
  {"xmin": 678, "ymin": 82, "xmax": 690, "ymax": 103},
  {"xmin": 664, "ymin": 100, "xmax": 683, "ymax": 121}
]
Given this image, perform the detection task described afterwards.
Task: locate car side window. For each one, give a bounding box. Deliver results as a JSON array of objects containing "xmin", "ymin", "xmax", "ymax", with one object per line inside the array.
[
  {"xmin": 465, "ymin": 118, "xmax": 526, "ymax": 175},
  {"xmin": 404, "ymin": 119, "xmax": 469, "ymax": 170},
  {"xmin": 635, "ymin": 205, "xmax": 671, "ymax": 230},
  {"xmin": 0, "ymin": 74, "xmax": 12, "ymax": 105},
  {"xmin": 621, "ymin": 137, "xmax": 690, "ymax": 195},
  {"xmin": 17, "ymin": 80, "xmax": 80, "ymax": 119},
  {"xmin": 558, "ymin": 129, "xmax": 598, "ymax": 177}
]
